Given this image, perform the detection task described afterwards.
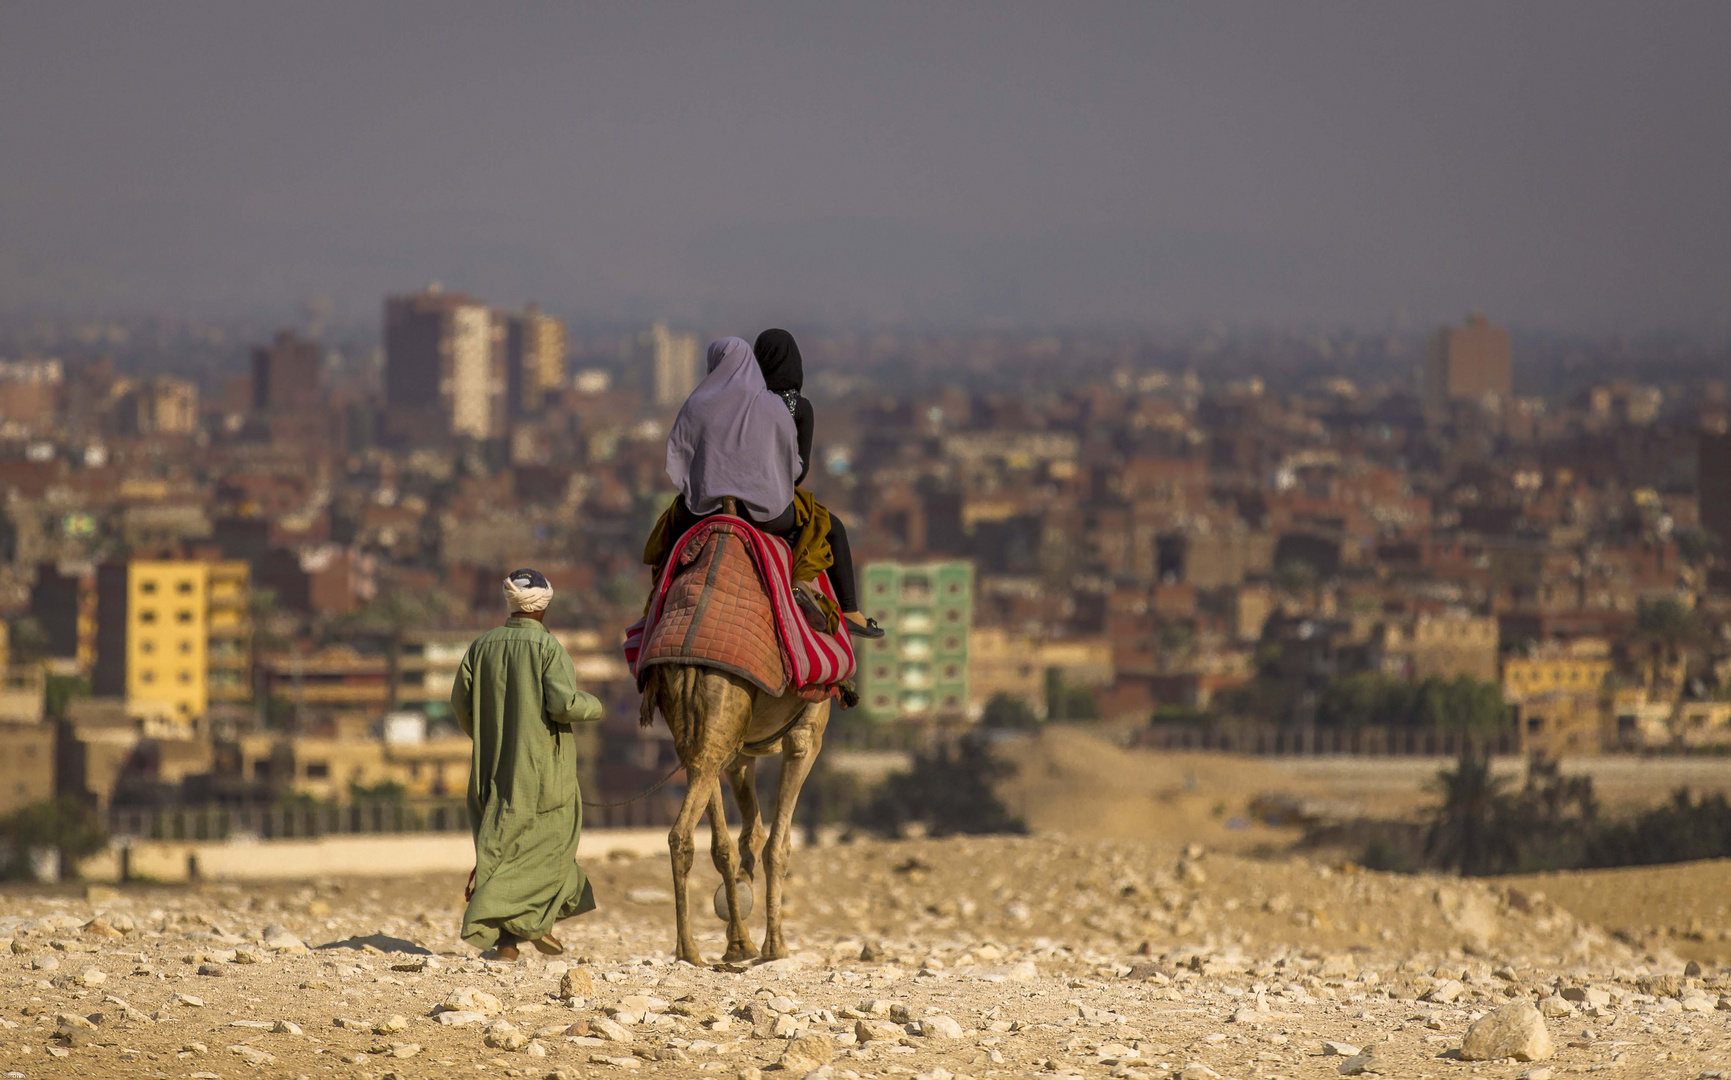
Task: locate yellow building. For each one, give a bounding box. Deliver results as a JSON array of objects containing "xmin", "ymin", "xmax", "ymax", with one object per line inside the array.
[
  {"xmin": 93, "ymin": 559, "xmax": 251, "ymax": 730},
  {"xmin": 1502, "ymin": 650, "xmax": 1612, "ymax": 702}
]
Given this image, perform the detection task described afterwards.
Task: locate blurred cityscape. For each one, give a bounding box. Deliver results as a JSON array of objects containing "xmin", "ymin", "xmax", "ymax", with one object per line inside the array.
[{"xmin": 1, "ymin": 291, "xmax": 1729, "ymax": 839}]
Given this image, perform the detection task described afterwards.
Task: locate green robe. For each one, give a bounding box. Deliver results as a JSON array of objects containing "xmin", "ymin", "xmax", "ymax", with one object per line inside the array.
[{"xmin": 451, "ymin": 616, "xmax": 604, "ymax": 950}]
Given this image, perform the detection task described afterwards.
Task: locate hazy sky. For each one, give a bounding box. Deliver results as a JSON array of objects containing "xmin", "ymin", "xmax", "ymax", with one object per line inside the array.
[{"xmin": 3, "ymin": 3, "xmax": 1729, "ymax": 332}]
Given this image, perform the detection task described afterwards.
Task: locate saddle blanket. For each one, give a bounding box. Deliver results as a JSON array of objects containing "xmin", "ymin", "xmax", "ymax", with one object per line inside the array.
[{"xmin": 623, "ymin": 516, "xmax": 856, "ymax": 698}]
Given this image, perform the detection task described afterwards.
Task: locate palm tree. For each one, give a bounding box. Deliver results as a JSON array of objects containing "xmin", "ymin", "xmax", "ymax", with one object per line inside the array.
[{"xmin": 1424, "ymin": 749, "xmax": 1518, "ymax": 875}]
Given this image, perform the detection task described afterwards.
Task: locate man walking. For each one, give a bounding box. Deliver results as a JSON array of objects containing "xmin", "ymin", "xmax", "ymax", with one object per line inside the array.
[{"xmin": 452, "ymin": 568, "xmax": 604, "ymax": 960}]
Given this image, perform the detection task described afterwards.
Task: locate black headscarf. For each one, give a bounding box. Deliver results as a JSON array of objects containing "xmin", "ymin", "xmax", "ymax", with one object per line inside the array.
[{"xmin": 752, "ymin": 328, "xmax": 804, "ymax": 394}]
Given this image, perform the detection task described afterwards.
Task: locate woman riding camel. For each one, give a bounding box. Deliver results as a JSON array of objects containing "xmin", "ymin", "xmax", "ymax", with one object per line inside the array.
[{"xmin": 652, "ymin": 336, "xmax": 883, "ymax": 640}]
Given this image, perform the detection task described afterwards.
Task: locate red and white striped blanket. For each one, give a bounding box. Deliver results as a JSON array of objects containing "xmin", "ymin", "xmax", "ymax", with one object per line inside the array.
[{"xmin": 623, "ymin": 515, "xmax": 856, "ymax": 696}]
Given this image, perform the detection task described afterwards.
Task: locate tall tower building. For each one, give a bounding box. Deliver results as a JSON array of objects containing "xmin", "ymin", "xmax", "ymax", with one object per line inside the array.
[
  {"xmin": 650, "ymin": 321, "xmax": 702, "ymax": 407},
  {"xmin": 384, "ymin": 285, "xmax": 505, "ymax": 441},
  {"xmin": 503, "ymin": 303, "xmax": 567, "ymax": 418},
  {"xmin": 1423, "ymin": 313, "xmax": 1512, "ymax": 409},
  {"xmin": 251, "ymin": 329, "xmax": 322, "ymax": 412}
]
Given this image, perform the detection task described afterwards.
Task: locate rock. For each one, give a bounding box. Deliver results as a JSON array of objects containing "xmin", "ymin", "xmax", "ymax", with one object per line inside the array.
[
  {"xmin": 485, "ymin": 1024, "xmax": 529, "ymax": 1051},
  {"xmin": 80, "ymin": 966, "xmax": 107, "ymax": 987},
  {"xmin": 590, "ymin": 1017, "xmax": 634, "ymax": 1043},
  {"xmin": 442, "ymin": 987, "xmax": 503, "ymax": 1015},
  {"xmin": 196, "ymin": 962, "xmax": 224, "ymax": 977},
  {"xmin": 856, "ymin": 1018, "xmax": 903, "ymax": 1042},
  {"xmin": 32, "ymin": 954, "xmax": 59, "ymax": 971},
  {"xmin": 173, "ymin": 993, "xmax": 205, "ymax": 1008},
  {"xmin": 1460, "ymin": 1002, "xmax": 1554, "ymax": 1062},
  {"xmin": 779, "ymin": 1033, "xmax": 834, "ymax": 1072},
  {"xmin": 260, "ymin": 925, "xmax": 307, "ymax": 953},
  {"xmin": 771, "ymin": 1013, "xmax": 803, "ymax": 1038},
  {"xmin": 229, "ymin": 1045, "xmax": 276, "ymax": 1065},
  {"xmin": 389, "ymin": 1043, "xmax": 422, "ymax": 1058},
  {"xmin": 1538, "ymin": 995, "xmax": 1574, "ymax": 1017},
  {"xmin": 272, "ymin": 1020, "xmax": 303, "ymax": 1035},
  {"xmin": 1425, "ymin": 979, "xmax": 1465, "ymax": 1003},
  {"xmin": 82, "ymin": 918, "xmax": 124, "ymax": 938},
  {"xmin": 559, "ymin": 966, "xmax": 596, "ymax": 998},
  {"xmin": 231, "ymin": 948, "xmax": 263, "ymax": 964},
  {"xmin": 621, "ymin": 995, "xmax": 669, "ymax": 1014},
  {"xmin": 374, "ymin": 1014, "xmax": 410, "ymax": 1034},
  {"xmin": 1519, "ymin": 1069, "xmax": 1553, "ymax": 1080},
  {"xmin": 1685, "ymin": 960, "xmax": 1703, "ymax": 977},
  {"xmin": 1322, "ymin": 1041, "xmax": 1362, "ymax": 1056},
  {"xmin": 1178, "ymin": 1064, "xmax": 1221, "ymax": 1080},
  {"xmin": 917, "ymin": 1014, "xmax": 966, "ymax": 1039},
  {"xmin": 860, "ymin": 941, "xmax": 884, "ymax": 962},
  {"xmin": 1681, "ymin": 994, "xmax": 1716, "ymax": 1013},
  {"xmin": 434, "ymin": 1010, "xmax": 488, "ymax": 1026},
  {"xmin": 1640, "ymin": 974, "xmax": 1683, "ymax": 999},
  {"xmin": 1337, "ymin": 1047, "xmax": 1388, "ymax": 1076}
]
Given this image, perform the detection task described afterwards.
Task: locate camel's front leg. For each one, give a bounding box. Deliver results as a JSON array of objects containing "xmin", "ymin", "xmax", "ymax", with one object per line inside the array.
[
  {"xmin": 761, "ymin": 707, "xmax": 826, "ymax": 961},
  {"xmin": 705, "ymin": 779, "xmax": 754, "ymax": 963}
]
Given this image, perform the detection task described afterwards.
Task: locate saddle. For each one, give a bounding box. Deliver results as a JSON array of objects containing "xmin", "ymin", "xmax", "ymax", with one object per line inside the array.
[{"xmin": 624, "ymin": 516, "xmax": 856, "ymax": 701}]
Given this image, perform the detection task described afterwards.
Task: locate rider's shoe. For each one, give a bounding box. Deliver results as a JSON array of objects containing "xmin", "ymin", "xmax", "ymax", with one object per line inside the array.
[{"xmin": 843, "ymin": 614, "xmax": 885, "ymax": 639}]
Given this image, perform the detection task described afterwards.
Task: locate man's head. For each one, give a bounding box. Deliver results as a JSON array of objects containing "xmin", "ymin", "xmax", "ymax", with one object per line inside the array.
[{"xmin": 503, "ymin": 568, "xmax": 553, "ymax": 620}]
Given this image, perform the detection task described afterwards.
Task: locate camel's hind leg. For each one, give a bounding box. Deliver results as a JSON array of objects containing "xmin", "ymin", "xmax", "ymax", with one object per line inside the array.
[
  {"xmin": 705, "ymin": 780, "xmax": 754, "ymax": 963},
  {"xmin": 724, "ymin": 754, "xmax": 766, "ymax": 885},
  {"xmin": 660, "ymin": 670, "xmax": 753, "ymax": 966},
  {"xmin": 761, "ymin": 703, "xmax": 828, "ymax": 961}
]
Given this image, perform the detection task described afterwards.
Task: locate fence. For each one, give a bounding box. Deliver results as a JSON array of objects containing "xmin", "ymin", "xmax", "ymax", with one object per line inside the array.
[
  {"xmin": 1136, "ymin": 722, "xmax": 1521, "ymax": 757},
  {"xmin": 106, "ymin": 794, "xmax": 680, "ymax": 841}
]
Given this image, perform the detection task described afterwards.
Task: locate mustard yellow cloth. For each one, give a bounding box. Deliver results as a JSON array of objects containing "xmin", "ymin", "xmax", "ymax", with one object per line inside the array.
[{"xmin": 643, "ymin": 490, "xmax": 838, "ymax": 631}]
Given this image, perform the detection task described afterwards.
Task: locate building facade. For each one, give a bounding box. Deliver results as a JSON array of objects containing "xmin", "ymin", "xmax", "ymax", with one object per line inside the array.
[
  {"xmin": 1424, "ymin": 313, "xmax": 1512, "ymax": 408},
  {"xmin": 503, "ymin": 303, "xmax": 566, "ymax": 418},
  {"xmin": 250, "ymin": 329, "xmax": 322, "ymax": 412},
  {"xmin": 856, "ymin": 561, "xmax": 972, "ymax": 721},
  {"xmin": 650, "ymin": 320, "xmax": 701, "ymax": 407},
  {"xmin": 384, "ymin": 285, "xmax": 506, "ymax": 441},
  {"xmin": 92, "ymin": 559, "xmax": 251, "ymax": 730}
]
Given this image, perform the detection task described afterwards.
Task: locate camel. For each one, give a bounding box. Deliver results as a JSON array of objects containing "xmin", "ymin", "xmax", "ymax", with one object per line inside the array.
[
  {"xmin": 638, "ymin": 497, "xmax": 835, "ymax": 966},
  {"xmin": 643, "ymin": 666, "xmax": 828, "ymax": 965}
]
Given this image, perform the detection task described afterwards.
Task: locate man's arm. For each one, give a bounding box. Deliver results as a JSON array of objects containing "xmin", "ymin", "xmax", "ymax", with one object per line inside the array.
[
  {"xmin": 543, "ymin": 642, "xmax": 603, "ymax": 725},
  {"xmin": 451, "ymin": 649, "xmax": 475, "ymax": 738}
]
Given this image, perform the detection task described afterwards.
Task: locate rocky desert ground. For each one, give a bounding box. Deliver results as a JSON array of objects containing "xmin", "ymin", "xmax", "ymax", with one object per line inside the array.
[{"xmin": 4, "ymin": 825, "xmax": 1731, "ymax": 1080}]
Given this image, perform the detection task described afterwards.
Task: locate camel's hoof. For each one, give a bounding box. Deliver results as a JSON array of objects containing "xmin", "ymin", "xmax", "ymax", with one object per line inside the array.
[
  {"xmin": 676, "ymin": 952, "xmax": 705, "ymax": 967},
  {"xmin": 714, "ymin": 881, "xmax": 755, "ymax": 921},
  {"xmin": 721, "ymin": 942, "xmax": 760, "ymax": 963}
]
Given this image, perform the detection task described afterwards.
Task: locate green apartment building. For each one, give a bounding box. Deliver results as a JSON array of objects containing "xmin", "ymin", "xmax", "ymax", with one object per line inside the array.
[{"xmin": 856, "ymin": 561, "xmax": 972, "ymax": 721}]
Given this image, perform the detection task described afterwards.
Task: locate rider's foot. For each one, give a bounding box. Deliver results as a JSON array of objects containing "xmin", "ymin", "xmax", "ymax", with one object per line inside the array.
[{"xmin": 843, "ymin": 614, "xmax": 885, "ymax": 639}]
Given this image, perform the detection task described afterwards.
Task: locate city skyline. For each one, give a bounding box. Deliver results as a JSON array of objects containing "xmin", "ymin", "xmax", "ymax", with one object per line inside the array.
[{"xmin": 3, "ymin": 3, "xmax": 1729, "ymax": 333}]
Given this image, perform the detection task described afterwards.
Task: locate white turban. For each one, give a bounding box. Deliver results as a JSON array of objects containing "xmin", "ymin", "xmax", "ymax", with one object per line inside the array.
[{"xmin": 503, "ymin": 568, "xmax": 553, "ymax": 613}]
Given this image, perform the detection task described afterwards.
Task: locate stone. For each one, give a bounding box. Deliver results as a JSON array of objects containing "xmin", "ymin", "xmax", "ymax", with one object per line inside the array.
[
  {"xmin": 859, "ymin": 942, "xmax": 883, "ymax": 962},
  {"xmin": 590, "ymin": 1017, "xmax": 634, "ymax": 1043},
  {"xmin": 229, "ymin": 1045, "xmax": 276, "ymax": 1066},
  {"xmin": 559, "ymin": 966, "xmax": 596, "ymax": 999},
  {"xmin": 1681, "ymin": 994, "xmax": 1716, "ymax": 1013},
  {"xmin": 855, "ymin": 1018, "xmax": 903, "ymax": 1042},
  {"xmin": 621, "ymin": 994, "xmax": 669, "ymax": 1014},
  {"xmin": 1178, "ymin": 1064, "xmax": 1221, "ymax": 1080},
  {"xmin": 79, "ymin": 966, "xmax": 106, "ymax": 987},
  {"xmin": 780, "ymin": 1033, "xmax": 834, "ymax": 1072},
  {"xmin": 196, "ymin": 962, "xmax": 224, "ymax": 977},
  {"xmin": 261, "ymin": 925, "xmax": 307, "ymax": 953},
  {"xmin": 434, "ymin": 1010, "xmax": 489, "ymax": 1026},
  {"xmin": 1337, "ymin": 1047, "xmax": 1388, "ymax": 1076},
  {"xmin": 771, "ymin": 1013, "xmax": 803, "ymax": 1038},
  {"xmin": 486, "ymin": 1025, "xmax": 529, "ymax": 1051},
  {"xmin": 1424, "ymin": 979, "xmax": 1465, "ymax": 1003},
  {"xmin": 375, "ymin": 1014, "xmax": 410, "ymax": 1034},
  {"xmin": 1459, "ymin": 1003, "xmax": 1554, "ymax": 1062},
  {"xmin": 442, "ymin": 987, "xmax": 504, "ymax": 1015},
  {"xmin": 1322, "ymin": 1041, "xmax": 1362, "ymax": 1057},
  {"xmin": 173, "ymin": 993, "xmax": 205, "ymax": 1008},
  {"xmin": 31, "ymin": 954, "xmax": 58, "ymax": 971},
  {"xmin": 1519, "ymin": 1069, "xmax": 1553, "ymax": 1080},
  {"xmin": 1640, "ymin": 974, "xmax": 1683, "ymax": 999},
  {"xmin": 82, "ymin": 918, "xmax": 124, "ymax": 939},
  {"xmin": 1538, "ymin": 995, "xmax": 1574, "ymax": 1018},
  {"xmin": 917, "ymin": 1014, "xmax": 965, "ymax": 1039},
  {"xmin": 272, "ymin": 1020, "xmax": 303, "ymax": 1035},
  {"xmin": 388, "ymin": 1043, "xmax": 422, "ymax": 1058}
]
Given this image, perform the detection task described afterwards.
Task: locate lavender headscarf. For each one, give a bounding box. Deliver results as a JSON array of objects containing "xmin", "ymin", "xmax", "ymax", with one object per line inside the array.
[{"xmin": 665, "ymin": 337, "xmax": 801, "ymax": 519}]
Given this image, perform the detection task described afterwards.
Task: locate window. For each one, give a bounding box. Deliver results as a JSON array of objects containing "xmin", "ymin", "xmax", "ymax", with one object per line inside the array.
[
  {"xmin": 874, "ymin": 666, "xmax": 890, "ymax": 679},
  {"xmin": 178, "ymin": 671, "xmax": 192, "ymax": 684},
  {"xmin": 140, "ymin": 641, "xmax": 155, "ymax": 655},
  {"xmin": 179, "ymin": 640, "xmax": 193, "ymax": 654},
  {"xmin": 139, "ymin": 669, "xmax": 155, "ymax": 684},
  {"xmin": 944, "ymin": 636, "xmax": 959, "ymax": 651},
  {"xmin": 947, "ymin": 582, "xmax": 961, "ymax": 595},
  {"xmin": 176, "ymin": 580, "xmax": 195, "ymax": 594},
  {"xmin": 140, "ymin": 609, "xmax": 157, "ymax": 624},
  {"xmin": 140, "ymin": 580, "xmax": 158, "ymax": 595},
  {"xmin": 304, "ymin": 762, "xmax": 329, "ymax": 779},
  {"xmin": 945, "ymin": 609, "xmax": 961, "ymax": 622},
  {"xmin": 943, "ymin": 665, "xmax": 958, "ymax": 680},
  {"xmin": 176, "ymin": 609, "xmax": 194, "ymax": 624},
  {"xmin": 254, "ymin": 760, "xmax": 271, "ymax": 779}
]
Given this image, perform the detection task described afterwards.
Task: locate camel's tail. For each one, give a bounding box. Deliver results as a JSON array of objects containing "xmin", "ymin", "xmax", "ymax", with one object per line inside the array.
[{"xmin": 642, "ymin": 666, "xmax": 703, "ymax": 757}]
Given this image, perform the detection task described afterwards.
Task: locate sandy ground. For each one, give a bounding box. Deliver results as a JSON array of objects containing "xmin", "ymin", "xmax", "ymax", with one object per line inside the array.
[{"xmin": 4, "ymin": 830, "xmax": 1731, "ymax": 1080}]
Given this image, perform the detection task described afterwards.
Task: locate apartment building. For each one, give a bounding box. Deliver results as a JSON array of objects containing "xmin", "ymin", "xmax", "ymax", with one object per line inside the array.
[{"xmin": 856, "ymin": 561, "xmax": 972, "ymax": 721}]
